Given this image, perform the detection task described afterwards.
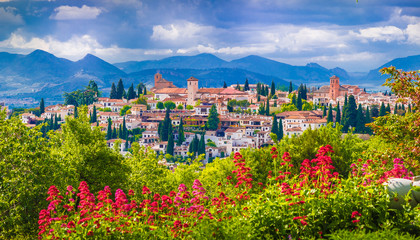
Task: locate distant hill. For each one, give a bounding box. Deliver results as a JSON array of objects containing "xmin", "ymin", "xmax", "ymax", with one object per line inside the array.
[
  {"xmin": 366, "ymin": 55, "xmax": 420, "ymax": 83},
  {"xmin": 0, "ymin": 50, "xmax": 127, "ymax": 100},
  {"xmin": 2, "ymin": 49, "xmax": 419, "ymax": 107},
  {"xmin": 115, "ymin": 53, "xmax": 228, "ymax": 73},
  {"xmin": 115, "ymin": 54, "xmax": 350, "ymax": 84},
  {"xmin": 128, "ymin": 68, "xmax": 290, "ymax": 89}
]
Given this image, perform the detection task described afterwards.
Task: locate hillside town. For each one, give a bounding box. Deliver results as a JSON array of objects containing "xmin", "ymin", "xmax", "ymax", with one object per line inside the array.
[{"xmin": 12, "ymin": 73, "xmax": 412, "ymax": 163}]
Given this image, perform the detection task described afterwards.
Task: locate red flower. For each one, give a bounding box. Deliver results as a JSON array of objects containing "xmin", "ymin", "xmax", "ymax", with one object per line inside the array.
[
  {"xmin": 352, "ymin": 219, "xmax": 360, "ymax": 223},
  {"xmin": 300, "ymin": 220, "xmax": 308, "ymax": 225}
]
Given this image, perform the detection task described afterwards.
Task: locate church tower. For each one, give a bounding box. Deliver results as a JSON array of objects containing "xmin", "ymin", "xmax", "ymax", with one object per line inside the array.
[
  {"xmin": 329, "ymin": 75, "xmax": 340, "ymax": 100},
  {"xmin": 187, "ymin": 76, "xmax": 198, "ymax": 106}
]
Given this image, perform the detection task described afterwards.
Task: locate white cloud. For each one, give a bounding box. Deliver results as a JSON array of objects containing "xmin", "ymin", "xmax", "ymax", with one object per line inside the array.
[
  {"xmin": 406, "ymin": 23, "xmax": 420, "ymax": 45},
  {"xmin": 51, "ymin": 5, "xmax": 102, "ymax": 20},
  {"xmin": 0, "ymin": 33, "xmax": 176, "ymax": 62},
  {"xmin": 353, "ymin": 26, "xmax": 405, "ymax": 43},
  {"xmin": 151, "ymin": 22, "xmax": 214, "ymax": 42},
  {"xmin": 0, "ymin": 7, "xmax": 23, "ymax": 25}
]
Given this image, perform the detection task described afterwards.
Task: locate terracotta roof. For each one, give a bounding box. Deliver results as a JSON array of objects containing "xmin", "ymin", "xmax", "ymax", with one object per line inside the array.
[
  {"xmin": 187, "ymin": 76, "xmax": 198, "ymax": 81},
  {"xmin": 197, "ymin": 88, "xmax": 224, "ymax": 94},
  {"xmin": 154, "ymin": 88, "xmax": 187, "ymax": 94},
  {"xmin": 220, "ymin": 87, "xmax": 247, "ymax": 95}
]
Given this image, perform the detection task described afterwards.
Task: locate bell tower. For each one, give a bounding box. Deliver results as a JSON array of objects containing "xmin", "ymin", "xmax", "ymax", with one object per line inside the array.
[
  {"xmin": 187, "ymin": 76, "xmax": 198, "ymax": 106},
  {"xmin": 329, "ymin": 76, "xmax": 340, "ymax": 100}
]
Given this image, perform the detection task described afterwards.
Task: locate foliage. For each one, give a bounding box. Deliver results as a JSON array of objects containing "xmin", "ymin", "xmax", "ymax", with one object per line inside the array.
[
  {"xmin": 164, "ymin": 101, "xmax": 176, "ymax": 110},
  {"xmin": 0, "ymin": 111, "xmax": 66, "ymax": 238},
  {"xmin": 64, "ymin": 80, "xmax": 99, "ymax": 106},
  {"xmin": 207, "ymin": 105, "xmax": 219, "ymax": 130},
  {"xmin": 157, "ymin": 102, "xmax": 164, "ymax": 109},
  {"xmin": 119, "ymin": 105, "xmax": 132, "ymax": 116}
]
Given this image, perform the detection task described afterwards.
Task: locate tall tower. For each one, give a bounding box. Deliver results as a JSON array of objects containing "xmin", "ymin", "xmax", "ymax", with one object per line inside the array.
[
  {"xmin": 187, "ymin": 76, "xmax": 199, "ymax": 106},
  {"xmin": 154, "ymin": 73, "xmax": 162, "ymax": 88},
  {"xmin": 329, "ymin": 75, "xmax": 340, "ymax": 100}
]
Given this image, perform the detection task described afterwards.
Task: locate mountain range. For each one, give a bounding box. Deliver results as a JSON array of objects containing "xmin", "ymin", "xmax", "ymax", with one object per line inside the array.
[{"xmin": 0, "ymin": 49, "xmax": 419, "ymax": 106}]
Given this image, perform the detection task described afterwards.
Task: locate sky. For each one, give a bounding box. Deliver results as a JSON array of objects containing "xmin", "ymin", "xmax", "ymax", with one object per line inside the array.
[{"xmin": 0, "ymin": 0, "xmax": 419, "ymax": 72}]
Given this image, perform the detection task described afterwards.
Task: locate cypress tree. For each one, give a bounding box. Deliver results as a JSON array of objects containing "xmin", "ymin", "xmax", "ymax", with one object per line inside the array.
[
  {"xmin": 236, "ymin": 82, "xmax": 241, "ymax": 91},
  {"xmin": 365, "ymin": 106, "xmax": 371, "ymax": 124},
  {"xmin": 271, "ymin": 116, "xmax": 279, "ymax": 138},
  {"xmin": 271, "ymin": 80, "xmax": 276, "ymax": 96},
  {"xmin": 177, "ymin": 118, "xmax": 185, "ymax": 146},
  {"xmin": 92, "ymin": 105, "xmax": 97, "ymax": 123},
  {"xmin": 198, "ymin": 134, "xmax": 205, "ymax": 156},
  {"xmin": 323, "ymin": 106, "xmax": 326, "ymax": 118},
  {"xmin": 74, "ymin": 106, "xmax": 78, "ymax": 118},
  {"xmin": 278, "ymin": 118, "xmax": 283, "ymax": 140},
  {"xmin": 137, "ymin": 83, "xmax": 143, "ymax": 97},
  {"xmin": 125, "ymin": 135, "xmax": 129, "ymax": 150},
  {"xmin": 116, "ymin": 79, "xmax": 124, "ymax": 99},
  {"xmin": 292, "ymin": 94, "xmax": 297, "ymax": 106},
  {"xmin": 107, "ymin": 118, "xmax": 112, "ymax": 140},
  {"xmin": 127, "ymin": 83, "xmax": 136, "ymax": 100},
  {"xmin": 265, "ymin": 98, "xmax": 270, "ymax": 116},
  {"xmin": 327, "ymin": 104, "xmax": 333, "ymax": 123},
  {"xmin": 297, "ymin": 92, "xmax": 302, "ymax": 111},
  {"xmin": 118, "ymin": 125, "xmax": 122, "ymax": 139},
  {"xmin": 408, "ymin": 104, "xmax": 412, "ymax": 113},
  {"xmin": 112, "ymin": 127, "xmax": 117, "ymax": 139},
  {"xmin": 341, "ymin": 94, "xmax": 348, "ymax": 126},
  {"xmin": 223, "ymin": 81, "xmax": 227, "ymax": 88},
  {"xmin": 188, "ymin": 139, "xmax": 194, "ymax": 154},
  {"xmin": 386, "ymin": 103, "xmax": 391, "ymax": 114},
  {"xmin": 89, "ymin": 112, "xmax": 92, "ymax": 123},
  {"xmin": 257, "ymin": 83, "xmax": 261, "ymax": 95},
  {"xmin": 161, "ymin": 108, "xmax": 171, "ymax": 141},
  {"xmin": 39, "ymin": 98, "xmax": 45, "ymax": 115},
  {"xmin": 167, "ymin": 131, "xmax": 174, "ymax": 156},
  {"xmin": 257, "ymin": 95, "xmax": 261, "ymax": 102},
  {"xmin": 122, "ymin": 116, "xmax": 127, "ymax": 139},
  {"xmin": 265, "ymin": 86, "xmax": 269, "ymax": 97},
  {"xmin": 355, "ymin": 104, "xmax": 365, "ymax": 133},
  {"xmin": 143, "ymin": 87, "xmax": 147, "ymax": 95},
  {"xmin": 402, "ymin": 104, "xmax": 405, "ymax": 111},
  {"xmin": 288, "ymin": 81, "xmax": 293, "ymax": 94},
  {"xmin": 158, "ymin": 121, "xmax": 163, "ymax": 140},
  {"xmin": 394, "ymin": 103, "xmax": 398, "ymax": 114},
  {"xmin": 379, "ymin": 102, "xmax": 386, "ymax": 116},
  {"xmin": 343, "ymin": 95, "xmax": 357, "ymax": 132},
  {"xmin": 207, "ymin": 105, "xmax": 219, "ymax": 130},
  {"xmin": 193, "ymin": 134, "xmax": 199, "ymax": 156},
  {"xmin": 53, "ymin": 114, "xmax": 58, "ymax": 130},
  {"xmin": 303, "ymin": 85, "xmax": 308, "ymax": 100},
  {"xmin": 244, "ymin": 79, "xmax": 250, "ymax": 91},
  {"xmin": 335, "ymin": 102, "xmax": 341, "ymax": 125},
  {"xmin": 110, "ymin": 83, "xmax": 118, "ymax": 99}
]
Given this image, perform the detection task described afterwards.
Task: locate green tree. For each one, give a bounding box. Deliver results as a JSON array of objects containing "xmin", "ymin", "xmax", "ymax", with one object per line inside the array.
[
  {"xmin": 223, "ymin": 81, "xmax": 227, "ymax": 88},
  {"xmin": 355, "ymin": 104, "xmax": 365, "ymax": 133},
  {"xmin": 136, "ymin": 83, "xmax": 145, "ymax": 97},
  {"xmin": 127, "ymin": 83, "xmax": 136, "ymax": 100},
  {"xmin": 157, "ymin": 102, "xmax": 165, "ymax": 110},
  {"xmin": 379, "ymin": 102, "xmax": 386, "ymax": 116},
  {"xmin": 177, "ymin": 118, "xmax": 185, "ymax": 146},
  {"xmin": 327, "ymin": 104, "xmax": 333, "ymax": 123},
  {"xmin": 51, "ymin": 106, "xmax": 128, "ymax": 193},
  {"xmin": 342, "ymin": 95, "xmax": 357, "ymax": 132},
  {"xmin": 323, "ymin": 106, "xmax": 327, "ymax": 118},
  {"xmin": 288, "ymin": 81, "xmax": 293, "ymax": 93},
  {"xmin": 110, "ymin": 82, "xmax": 118, "ymax": 99},
  {"xmin": 91, "ymin": 105, "xmax": 97, "ymax": 123},
  {"xmin": 74, "ymin": 106, "xmax": 78, "ymax": 118},
  {"xmin": 164, "ymin": 101, "xmax": 176, "ymax": 110},
  {"xmin": 167, "ymin": 131, "xmax": 174, "ymax": 156},
  {"xmin": 106, "ymin": 117, "xmax": 112, "ymax": 140},
  {"xmin": 120, "ymin": 105, "xmax": 132, "ymax": 116},
  {"xmin": 0, "ymin": 111, "xmax": 66, "ymax": 237},
  {"xmin": 278, "ymin": 118, "xmax": 284, "ymax": 140},
  {"xmin": 177, "ymin": 104, "xmax": 183, "ymax": 110},
  {"xmin": 297, "ymin": 92, "xmax": 302, "ymax": 111},
  {"xmin": 385, "ymin": 103, "xmax": 391, "ymax": 114},
  {"xmin": 265, "ymin": 98, "xmax": 270, "ymax": 116},
  {"xmin": 336, "ymin": 102, "xmax": 341, "ymax": 125},
  {"xmin": 271, "ymin": 116, "xmax": 279, "ymax": 138},
  {"xmin": 198, "ymin": 133, "xmax": 206, "ymax": 156},
  {"xmin": 244, "ymin": 78, "xmax": 250, "ymax": 91},
  {"xmin": 161, "ymin": 108, "xmax": 171, "ymax": 141},
  {"xmin": 39, "ymin": 98, "xmax": 45, "ymax": 115},
  {"xmin": 116, "ymin": 79, "xmax": 125, "ymax": 99},
  {"xmin": 143, "ymin": 87, "xmax": 147, "ymax": 95},
  {"xmin": 271, "ymin": 80, "xmax": 276, "ymax": 96},
  {"xmin": 207, "ymin": 105, "xmax": 219, "ymax": 130}
]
